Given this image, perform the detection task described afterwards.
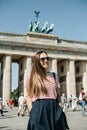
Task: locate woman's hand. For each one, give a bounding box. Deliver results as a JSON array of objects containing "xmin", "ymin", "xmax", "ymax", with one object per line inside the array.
[{"xmin": 27, "ymin": 96, "xmax": 32, "ymax": 112}]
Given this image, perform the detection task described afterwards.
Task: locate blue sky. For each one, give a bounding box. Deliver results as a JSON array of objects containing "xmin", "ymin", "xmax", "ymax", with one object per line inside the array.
[{"xmin": 0, "ymin": 0, "xmax": 87, "ymax": 91}]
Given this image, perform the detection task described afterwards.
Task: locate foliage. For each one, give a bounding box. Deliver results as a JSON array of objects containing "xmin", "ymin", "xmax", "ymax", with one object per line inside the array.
[
  {"xmin": 11, "ymin": 87, "xmax": 19, "ymax": 106},
  {"xmin": 11, "ymin": 87, "xmax": 19, "ymax": 100}
]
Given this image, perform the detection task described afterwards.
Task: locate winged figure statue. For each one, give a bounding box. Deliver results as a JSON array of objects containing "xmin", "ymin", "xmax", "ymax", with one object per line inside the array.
[{"xmin": 34, "ymin": 10, "xmax": 40, "ymax": 18}]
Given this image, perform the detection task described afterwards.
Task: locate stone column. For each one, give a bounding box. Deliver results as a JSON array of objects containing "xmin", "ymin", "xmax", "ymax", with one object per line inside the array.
[
  {"xmin": 3, "ymin": 55, "xmax": 12, "ymax": 104},
  {"xmin": 83, "ymin": 61, "xmax": 87, "ymax": 91},
  {"xmin": 66, "ymin": 60, "xmax": 76, "ymax": 98},
  {"xmin": 51, "ymin": 59, "xmax": 58, "ymax": 74},
  {"xmin": 24, "ymin": 57, "xmax": 32, "ymax": 96}
]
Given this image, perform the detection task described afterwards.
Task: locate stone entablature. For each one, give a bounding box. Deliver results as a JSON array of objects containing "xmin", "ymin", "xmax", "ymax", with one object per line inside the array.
[
  {"xmin": 26, "ymin": 32, "xmax": 58, "ymax": 45},
  {"xmin": 0, "ymin": 32, "xmax": 87, "ymax": 61}
]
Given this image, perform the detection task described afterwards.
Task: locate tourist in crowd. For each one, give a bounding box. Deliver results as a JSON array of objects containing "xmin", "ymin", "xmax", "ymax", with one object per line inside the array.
[
  {"xmin": 79, "ymin": 87, "xmax": 86, "ymax": 115},
  {"xmin": 17, "ymin": 92, "xmax": 25, "ymax": 116},
  {"xmin": 3, "ymin": 99, "xmax": 9, "ymax": 111},
  {"xmin": 61, "ymin": 93, "xmax": 67, "ymax": 111},
  {"xmin": 26, "ymin": 50, "xmax": 69, "ymax": 130},
  {"xmin": 71, "ymin": 96, "xmax": 77, "ymax": 111},
  {"xmin": 9, "ymin": 97, "xmax": 14, "ymax": 109},
  {"xmin": 0, "ymin": 98, "xmax": 4, "ymax": 116},
  {"xmin": 69, "ymin": 95, "xmax": 73, "ymax": 108}
]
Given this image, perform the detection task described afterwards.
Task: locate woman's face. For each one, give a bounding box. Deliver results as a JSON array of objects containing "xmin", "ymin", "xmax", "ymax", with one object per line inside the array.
[{"xmin": 40, "ymin": 52, "xmax": 49, "ymax": 69}]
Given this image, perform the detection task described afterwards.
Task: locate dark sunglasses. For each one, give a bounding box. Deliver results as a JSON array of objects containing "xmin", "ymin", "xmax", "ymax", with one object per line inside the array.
[{"xmin": 40, "ymin": 57, "xmax": 50, "ymax": 62}]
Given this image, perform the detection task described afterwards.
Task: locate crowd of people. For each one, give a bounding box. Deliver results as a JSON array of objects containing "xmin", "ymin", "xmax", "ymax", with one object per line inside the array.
[
  {"xmin": 60, "ymin": 87, "xmax": 87, "ymax": 116},
  {"xmin": 16, "ymin": 87, "xmax": 87, "ymax": 118},
  {"xmin": 0, "ymin": 94, "xmax": 29, "ymax": 117}
]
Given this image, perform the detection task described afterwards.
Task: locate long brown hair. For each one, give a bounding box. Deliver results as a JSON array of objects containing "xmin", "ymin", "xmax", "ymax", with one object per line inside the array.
[{"xmin": 28, "ymin": 51, "xmax": 48, "ymax": 98}]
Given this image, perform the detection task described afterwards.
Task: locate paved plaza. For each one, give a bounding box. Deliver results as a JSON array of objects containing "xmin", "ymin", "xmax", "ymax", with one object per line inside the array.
[{"xmin": 0, "ymin": 106, "xmax": 87, "ymax": 130}]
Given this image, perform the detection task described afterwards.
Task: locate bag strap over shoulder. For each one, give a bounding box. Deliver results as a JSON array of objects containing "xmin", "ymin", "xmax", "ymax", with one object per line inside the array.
[
  {"xmin": 52, "ymin": 72, "xmax": 60, "ymax": 102},
  {"xmin": 52, "ymin": 72, "xmax": 58, "ymax": 90},
  {"xmin": 52, "ymin": 72, "xmax": 56, "ymax": 83},
  {"xmin": 52, "ymin": 72, "xmax": 55, "ymax": 78}
]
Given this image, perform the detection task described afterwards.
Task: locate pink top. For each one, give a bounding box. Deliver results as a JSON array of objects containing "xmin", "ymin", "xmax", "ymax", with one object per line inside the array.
[{"xmin": 25, "ymin": 72, "xmax": 60, "ymax": 102}]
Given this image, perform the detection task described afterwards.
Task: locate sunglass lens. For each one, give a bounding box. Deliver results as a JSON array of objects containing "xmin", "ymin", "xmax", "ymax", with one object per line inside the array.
[
  {"xmin": 40, "ymin": 57, "xmax": 50, "ymax": 61},
  {"xmin": 46, "ymin": 57, "xmax": 49, "ymax": 60}
]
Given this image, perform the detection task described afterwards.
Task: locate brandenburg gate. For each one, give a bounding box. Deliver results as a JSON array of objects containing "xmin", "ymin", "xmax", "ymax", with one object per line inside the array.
[{"xmin": 0, "ymin": 31, "xmax": 87, "ymax": 103}]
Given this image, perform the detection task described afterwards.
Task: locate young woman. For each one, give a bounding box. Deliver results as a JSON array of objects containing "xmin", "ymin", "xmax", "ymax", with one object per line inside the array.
[{"xmin": 26, "ymin": 51, "xmax": 69, "ymax": 130}]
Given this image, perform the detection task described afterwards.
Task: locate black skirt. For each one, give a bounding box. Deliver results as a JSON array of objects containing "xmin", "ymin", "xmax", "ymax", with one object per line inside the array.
[{"xmin": 27, "ymin": 99, "xmax": 69, "ymax": 130}]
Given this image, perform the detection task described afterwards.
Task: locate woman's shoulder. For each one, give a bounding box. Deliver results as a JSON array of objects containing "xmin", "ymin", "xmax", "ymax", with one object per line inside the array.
[
  {"xmin": 46, "ymin": 72, "xmax": 58, "ymax": 81},
  {"xmin": 46, "ymin": 71, "xmax": 56, "ymax": 77}
]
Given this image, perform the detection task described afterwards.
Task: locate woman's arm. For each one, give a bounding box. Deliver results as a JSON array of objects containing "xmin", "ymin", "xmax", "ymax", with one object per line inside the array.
[
  {"xmin": 27, "ymin": 95, "xmax": 32, "ymax": 112},
  {"xmin": 56, "ymin": 87, "xmax": 62, "ymax": 107},
  {"xmin": 56, "ymin": 87, "xmax": 61, "ymax": 101}
]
